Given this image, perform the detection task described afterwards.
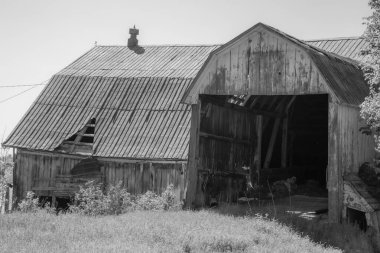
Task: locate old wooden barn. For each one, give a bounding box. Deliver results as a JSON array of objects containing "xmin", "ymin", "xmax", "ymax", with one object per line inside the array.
[
  {"xmin": 182, "ymin": 23, "xmax": 377, "ymax": 226},
  {"xmin": 3, "ymin": 23, "xmax": 379, "ymax": 229}
]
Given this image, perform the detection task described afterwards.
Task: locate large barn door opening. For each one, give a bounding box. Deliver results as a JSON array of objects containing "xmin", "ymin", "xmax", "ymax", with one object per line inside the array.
[
  {"xmin": 260, "ymin": 95, "xmax": 328, "ymax": 190},
  {"xmin": 195, "ymin": 94, "xmax": 328, "ymax": 207}
]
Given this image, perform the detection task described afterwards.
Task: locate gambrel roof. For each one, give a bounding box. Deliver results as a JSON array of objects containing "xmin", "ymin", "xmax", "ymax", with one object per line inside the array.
[{"xmin": 182, "ymin": 23, "xmax": 368, "ymax": 106}]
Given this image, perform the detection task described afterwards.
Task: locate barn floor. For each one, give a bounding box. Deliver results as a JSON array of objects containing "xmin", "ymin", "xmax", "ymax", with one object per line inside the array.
[
  {"xmin": 229, "ymin": 195, "xmax": 328, "ymax": 221},
  {"xmin": 272, "ymin": 195, "xmax": 328, "ymax": 220}
]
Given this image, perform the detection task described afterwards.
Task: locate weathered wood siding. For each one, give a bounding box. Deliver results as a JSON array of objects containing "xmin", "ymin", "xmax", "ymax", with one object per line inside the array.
[
  {"xmin": 199, "ymin": 100, "xmax": 255, "ymax": 172},
  {"xmin": 185, "ymin": 26, "xmax": 330, "ymax": 104},
  {"xmin": 337, "ymin": 104, "xmax": 374, "ymax": 174},
  {"xmin": 192, "ymin": 97, "xmax": 256, "ymax": 205},
  {"xmin": 328, "ymin": 102, "xmax": 375, "ymax": 222},
  {"xmin": 14, "ymin": 149, "xmax": 187, "ymax": 202}
]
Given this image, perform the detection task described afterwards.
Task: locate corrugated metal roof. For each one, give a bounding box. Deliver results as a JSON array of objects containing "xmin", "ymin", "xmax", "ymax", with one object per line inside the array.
[
  {"xmin": 58, "ymin": 45, "xmax": 220, "ymax": 78},
  {"xmin": 4, "ymin": 45, "xmax": 218, "ymax": 159},
  {"xmin": 306, "ymin": 37, "xmax": 367, "ymax": 62}
]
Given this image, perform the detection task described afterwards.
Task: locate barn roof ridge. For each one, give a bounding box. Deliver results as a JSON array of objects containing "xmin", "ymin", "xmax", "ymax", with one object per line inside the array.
[{"xmin": 96, "ymin": 44, "xmax": 222, "ymax": 47}]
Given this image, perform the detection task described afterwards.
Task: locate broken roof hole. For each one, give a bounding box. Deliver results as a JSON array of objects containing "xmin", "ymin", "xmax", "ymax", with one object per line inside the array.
[{"xmin": 63, "ymin": 118, "xmax": 96, "ymax": 146}]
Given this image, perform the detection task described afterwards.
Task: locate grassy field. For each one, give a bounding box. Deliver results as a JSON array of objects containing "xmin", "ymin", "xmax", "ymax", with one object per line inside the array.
[{"xmin": 0, "ymin": 210, "xmax": 340, "ymax": 253}]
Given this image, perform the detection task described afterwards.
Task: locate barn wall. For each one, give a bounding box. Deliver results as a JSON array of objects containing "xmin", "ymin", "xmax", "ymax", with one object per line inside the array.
[
  {"xmin": 328, "ymin": 102, "xmax": 376, "ymax": 222},
  {"xmin": 14, "ymin": 149, "xmax": 187, "ymax": 202},
  {"xmin": 337, "ymin": 104, "xmax": 375, "ymax": 174},
  {"xmin": 185, "ymin": 26, "xmax": 330, "ymax": 104}
]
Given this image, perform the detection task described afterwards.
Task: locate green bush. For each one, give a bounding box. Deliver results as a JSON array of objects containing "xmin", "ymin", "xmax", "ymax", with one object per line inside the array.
[
  {"xmin": 70, "ymin": 181, "xmax": 181, "ymax": 215},
  {"xmin": 18, "ymin": 191, "xmax": 39, "ymax": 213},
  {"xmin": 69, "ymin": 181, "xmax": 134, "ymax": 216},
  {"xmin": 135, "ymin": 185, "xmax": 181, "ymax": 211}
]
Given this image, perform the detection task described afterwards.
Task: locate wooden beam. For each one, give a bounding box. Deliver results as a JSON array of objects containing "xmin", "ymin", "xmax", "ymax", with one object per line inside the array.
[
  {"xmin": 199, "ymin": 131, "xmax": 251, "ymax": 145},
  {"xmin": 252, "ymin": 115, "xmax": 263, "ymax": 184},
  {"xmin": 327, "ymin": 101, "xmax": 340, "ymax": 223},
  {"xmin": 70, "ymin": 125, "xmax": 89, "ymax": 153},
  {"xmin": 286, "ymin": 96, "xmax": 297, "ymax": 112},
  {"xmin": 280, "ymin": 96, "xmax": 296, "ymax": 168},
  {"xmin": 263, "ymin": 117, "xmax": 281, "ymax": 169},
  {"xmin": 248, "ymin": 96, "xmax": 260, "ymax": 108},
  {"xmin": 281, "ymin": 117, "xmax": 288, "ymax": 168},
  {"xmin": 185, "ymin": 101, "xmax": 201, "ymax": 207},
  {"xmin": 18, "ymin": 148, "xmax": 188, "ymax": 164},
  {"xmin": 202, "ymin": 95, "xmax": 281, "ymax": 118}
]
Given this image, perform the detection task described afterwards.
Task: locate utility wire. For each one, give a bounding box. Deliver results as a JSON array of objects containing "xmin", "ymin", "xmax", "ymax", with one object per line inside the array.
[
  {"xmin": 0, "ymin": 83, "xmax": 46, "ymax": 88},
  {"xmin": 0, "ymin": 86, "xmax": 39, "ymax": 104},
  {"xmin": 0, "ymin": 79, "xmax": 49, "ymax": 104}
]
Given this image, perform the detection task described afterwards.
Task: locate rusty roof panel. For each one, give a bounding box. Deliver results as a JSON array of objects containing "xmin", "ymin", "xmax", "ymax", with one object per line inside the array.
[{"xmin": 4, "ymin": 45, "xmax": 218, "ymax": 159}]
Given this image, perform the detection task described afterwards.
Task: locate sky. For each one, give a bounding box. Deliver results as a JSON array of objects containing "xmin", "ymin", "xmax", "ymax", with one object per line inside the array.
[{"xmin": 0, "ymin": 0, "xmax": 372, "ymax": 142}]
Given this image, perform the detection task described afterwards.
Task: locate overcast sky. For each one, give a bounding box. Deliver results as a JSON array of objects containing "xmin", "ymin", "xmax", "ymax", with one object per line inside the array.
[{"xmin": 0, "ymin": 0, "xmax": 372, "ymax": 141}]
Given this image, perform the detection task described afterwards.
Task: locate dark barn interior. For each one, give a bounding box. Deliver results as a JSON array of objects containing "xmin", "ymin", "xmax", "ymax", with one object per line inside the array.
[{"xmin": 197, "ymin": 94, "xmax": 328, "ymax": 206}]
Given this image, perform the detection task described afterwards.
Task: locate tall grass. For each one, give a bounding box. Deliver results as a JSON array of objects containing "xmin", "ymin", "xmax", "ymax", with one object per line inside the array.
[
  {"xmin": 216, "ymin": 203, "xmax": 379, "ymax": 253},
  {"xmin": 0, "ymin": 210, "xmax": 340, "ymax": 253}
]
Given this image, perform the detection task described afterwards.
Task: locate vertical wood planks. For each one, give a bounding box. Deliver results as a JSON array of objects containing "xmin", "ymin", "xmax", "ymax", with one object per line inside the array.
[
  {"xmin": 15, "ymin": 150, "xmax": 187, "ymax": 201},
  {"xmin": 253, "ymin": 115, "xmax": 262, "ymax": 184},
  {"xmin": 185, "ymin": 102, "xmax": 201, "ymax": 207},
  {"xmin": 328, "ymin": 101, "xmax": 340, "ymax": 223}
]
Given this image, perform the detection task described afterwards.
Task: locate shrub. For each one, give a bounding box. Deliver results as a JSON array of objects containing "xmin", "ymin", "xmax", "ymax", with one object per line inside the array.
[
  {"xmin": 106, "ymin": 181, "xmax": 135, "ymax": 214},
  {"xmin": 135, "ymin": 185, "xmax": 182, "ymax": 211},
  {"xmin": 70, "ymin": 181, "xmax": 135, "ymax": 216},
  {"xmin": 18, "ymin": 191, "xmax": 39, "ymax": 213},
  {"xmin": 70, "ymin": 181, "xmax": 181, "ymax": 215},
  {"xmin": 0, "ymin": 159, "xmax": 13, "ymax": 211},
  {"xmin": 135, "ymin": 191, "xmax": 165, "ymax": 210}
]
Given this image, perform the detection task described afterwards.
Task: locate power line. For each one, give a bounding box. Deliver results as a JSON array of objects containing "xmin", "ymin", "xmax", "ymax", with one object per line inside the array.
[
  {"xmin": 0, "ymin": 83, "xmax": 46, "ymax": 88},
  {"xmin": 0, "ymin": 86, "xmax": 39, "ymax": 104}
]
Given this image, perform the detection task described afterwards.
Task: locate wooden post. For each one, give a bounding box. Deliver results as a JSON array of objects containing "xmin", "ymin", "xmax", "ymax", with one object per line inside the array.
[
  {"xmin": 252, "ymin": 115, "xmax": 263, "ymax": 184},
  {"xmin": 0, "ymin": 190, "xmax": 5, "ymax": 214},
  {"xmin": 8, "ymin": 186, "xmax": 12, "ymax": 212},
  {"xmin": 281, "ymin": 117, "xmax": 288, "ymax": 168},
  {"xmin": 328, "ymin": 101, "xmax": 340, "ymax": 223},
  {"xmin": 185, "ymin": 101, "xmax": 201, "ymax": 207},
  {"xmin": 52, "ymin": 194, "xmax": 56, "ymax": 208},
  {"xmin": 12, "ymin": 148, "xmax": 18, "ymax": 209},
  {"xmin": 264, "ymin": 118, "xmax": 281, "ymax": 169},
  {"xmin": 280, "ymin": 96, "xmax": 296, "ymax": 169}
]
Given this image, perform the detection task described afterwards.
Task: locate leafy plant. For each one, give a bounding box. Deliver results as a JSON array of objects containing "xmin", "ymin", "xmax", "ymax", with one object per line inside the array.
[
  {"xmin": 361, "ymin": 0, "xmax": 380, "ymax": 152},
  {"xmin": 18, "ymin": 191, "xmax": 39, "ymax": 213},
  {"xmin": 70, "ymin": 181, "xmax": 181, "ymax": 215}
]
